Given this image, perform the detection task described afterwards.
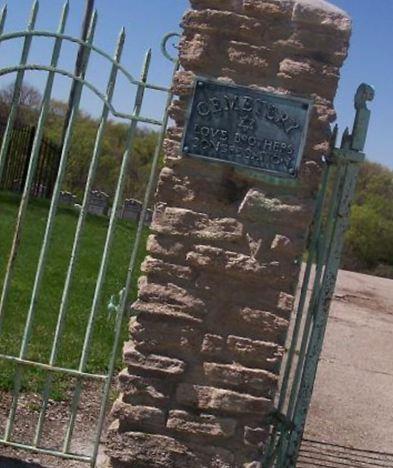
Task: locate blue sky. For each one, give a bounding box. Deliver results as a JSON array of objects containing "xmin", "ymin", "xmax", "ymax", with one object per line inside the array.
[{"xmin": 0, "ymin": 0, "xmax": 391, "ymax": 168}]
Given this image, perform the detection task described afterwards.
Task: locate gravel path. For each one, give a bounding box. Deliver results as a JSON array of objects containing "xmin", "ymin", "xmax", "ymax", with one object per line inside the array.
[{"xmin": 0, "ymin": 381, "xmax": 114, "ymax": 467}]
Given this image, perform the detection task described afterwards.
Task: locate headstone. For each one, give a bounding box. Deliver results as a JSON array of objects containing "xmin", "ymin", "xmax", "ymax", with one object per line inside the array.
[
  {"xmin": 106, "ymin": 1, "xmax": 352, "ymax": 466},
  {"xmin": 86, "ymin": 190, "xmax": 109, "ymax": 216},
  {"xmin": 121, "ymin": 198, "xmax": 142, "ymax": 221},
  {"xmin": 59, "ymin": 191, "xmax": 77, "ymax": 206}
]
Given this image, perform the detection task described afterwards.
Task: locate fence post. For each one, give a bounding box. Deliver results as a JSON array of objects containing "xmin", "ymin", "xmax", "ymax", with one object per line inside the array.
[{"xmin": 21, "ymin": 125, "xmax": 36, "ymax": 194}]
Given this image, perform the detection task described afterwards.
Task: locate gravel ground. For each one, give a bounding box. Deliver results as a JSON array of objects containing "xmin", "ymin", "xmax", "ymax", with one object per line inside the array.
[{"xmin": 0, "ymin": 381, "xmax": 113, "ymax": 467}]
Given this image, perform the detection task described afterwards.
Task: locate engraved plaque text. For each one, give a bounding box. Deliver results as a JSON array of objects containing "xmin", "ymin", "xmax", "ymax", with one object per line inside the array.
[{"xmin": 182, "ymin": 78, "xmax": 312, "ymax": 177}]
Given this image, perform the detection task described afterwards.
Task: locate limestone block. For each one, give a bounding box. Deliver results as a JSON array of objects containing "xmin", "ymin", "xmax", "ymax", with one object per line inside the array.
[
  {"xmin": 179, "ymin": 32, "xmax": 220, "ymax": 72},
  {"xmin": 111, "ymin": 400, "xmax": 165, "ymax": 432},
  {"xmin": 172, "ymin": 70, "xmax": 195, "ymax": 96},
  {"xmin": 176, "ymin": 383, "xmax": 272, "ymax": 415},
  {"xmin": 162, "ymin": 138, "xmax": 182, "ymax": 164},
  {"xmin": 239, "ymin": 307, "xmax": 289, "ymax": 345},
  {"xmin": 292, "ymin": 0, "xmax": 352, "ymax": 35},
  {"xmin": 124, "ymin": 342, "xmax": 186, "ymax": 377},
  {"xmin": 238, "ymin": 188, "xmax": 312, "ymax": 228},
  {"xmin": 106, "ymin": 430, "xmax": 235, "ymax": 467},
  {"xmin": 226, "ymin": 335, "xmax": 283, "ymax": 373},
  {"xmin": 277, "ymin": 291, "xmax": 295, "ymax": 317},
  {"xmin": 132, "ymin": 299, "xmax": 204, "ymax": 325},
  {"xmin": 118, "ymin": 370, "xmax": 171, "ymax": 406},
  {"xmin": 167, "ymin": 410, "xmax": 237, "ymax": 439},
  {"xmin": 278, "ymin": 31, "xmax": 349, "ymax": 67},
  {"xmin": 141, "ymin": 256, "xmax": 193, "ymax": 281},
  {"xmin": 203, "ymin": 362, "xmax": 278, "ymax": 398},
  {"xmin": 130, "ymin": 319, "xmax": 202, "ymax": 357},
  {"xmin": 270, "ymin": 234, "xmax": 297, "ymax": 257},
  {"xmin": 146, "ymin": 234, "xmax": 187, "ymax": 261},
  {"xmin": 168, "ymin": 98, "xmax": 188, "ymax": 125},
  {"xmin": 138, "ymin": 277, "xmax": 207, "ymax": 317},
  {"xmin": 243, "ymin": 0, "xmax": 294, "ymax": 20},
  {"xmin": 190, "ymin": 0, "xmax": 242, "ymax": 12},
  {"xmin": 152, "ymin": 206, "xmax": 244, "ymax": 243},
  {"xmin": 278, "ymin": 58, "xmax": 339, "ymax": 100},
  {"xmin": 187, "ymin": 244, "xmax": 263, "ymax": 274},
  {"xmin": 201, "ymin": 333, "xmax": 225, "ymax": 356},
  {"xmin": 181, "ymin": 10, "xmax": 266, "ymax": 44},
  {"xmin": 227, "ymin": 41, "xmax": 273, "ymax": 74}
]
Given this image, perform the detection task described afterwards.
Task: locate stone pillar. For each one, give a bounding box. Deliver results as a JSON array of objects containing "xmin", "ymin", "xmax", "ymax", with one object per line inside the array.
[{"xmin": 105, "ymin": 1, "xmax": 351, "ymax": 466}]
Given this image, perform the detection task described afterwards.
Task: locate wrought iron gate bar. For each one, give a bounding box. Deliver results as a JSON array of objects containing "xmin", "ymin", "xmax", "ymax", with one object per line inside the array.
[
  {"xmin": 90, "ymin": 53, "xmax": 180, "ymax": 466},
  {"xmin": 262, "ymin": 83, "xmax": 374, "ymax": 467},
  {"xmin": 282, "ymin": 85, "xmax": 374, "ymax": 467},
  {"xmin": 286, "ymin": 150, "xmax": 343, "ymax": 422},
  {"xmin": 61, "ymin": 45, "xmax": 153, "ymax": 454},
  {"xmin": 0, "ymin": 1, "xmax": 179, "ymax": 464},
  {"xmin": 0, "ymin": 1, "xmax": 69, "ymax": 335},
  {"xmin": 0, "ymin": 353, "xmax": 107, "ymax": 381},
  {"xmin": 0, "ymin": 440, "xmax": 92, "ymax": 463},
  {"xmin": 0, "ymin": 31, "xmax": 171, "ymax": 93},
  {"xmin": 277, "ymin": 156, "xmax": 332, "ymax": 413},
  {"xmin": 33, "ymin": 23, "xmax": 128, "ymax": 448},
  {"xmin": 0, "ymin": 2, "xmax": 39, "ymax": 326},
  {"xmin": 0, "ymin": 1, "xmax": 37, "ymax": 180},
  {"xmin": 0, "ymin": 65, "xmax": 165, "ymax": 126},
  {"xmin": 3, "ymin": 7, "xmax": 97, "ymax": 444}
]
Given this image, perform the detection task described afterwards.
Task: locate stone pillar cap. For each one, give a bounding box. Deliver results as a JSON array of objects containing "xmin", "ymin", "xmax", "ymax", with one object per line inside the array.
[{"xmin": 292, "ymin": 0, "xmax": 351, "ymax": 32}]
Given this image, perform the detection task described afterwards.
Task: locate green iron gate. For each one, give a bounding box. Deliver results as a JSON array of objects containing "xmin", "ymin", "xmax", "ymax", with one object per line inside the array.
[
  {"xmin": 262, "ymin": 83, "xmax": 375, "ymax": 467},
  {"xmin": 0, "ymin": 1, "xmax": 179, "ymax": 466}
]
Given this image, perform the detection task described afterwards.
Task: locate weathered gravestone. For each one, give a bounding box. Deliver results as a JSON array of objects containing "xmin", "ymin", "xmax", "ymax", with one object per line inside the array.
[
  {"xmin": 105, "ymin": 0, "xmax": 351, "ymax": 466},
  {"xmin": 87, "ymin": 190, "xmax": 109, "ymax": 216},
  {"xmin": 59, "ymin": 190, "xmax": 77, "ymax": 206},
  {"xmin": 121, "ymin": 198, "xmax": 143, "ymax": 221}
]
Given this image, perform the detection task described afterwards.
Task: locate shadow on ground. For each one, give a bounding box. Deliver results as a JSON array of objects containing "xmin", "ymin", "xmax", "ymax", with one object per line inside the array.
[{"xmin": 0, "ymin": 457, "xmax": 43, "ymax": 467}]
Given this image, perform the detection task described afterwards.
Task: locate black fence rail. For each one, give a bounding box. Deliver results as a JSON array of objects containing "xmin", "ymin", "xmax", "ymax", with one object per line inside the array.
[{"xmin": 0, "ymin": 122, "xmax": 61, "ymax": 198}]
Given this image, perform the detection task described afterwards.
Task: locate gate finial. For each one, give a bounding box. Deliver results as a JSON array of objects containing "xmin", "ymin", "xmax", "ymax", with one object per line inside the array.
[
  {"xmin": 352, "ymin": 83, "xmax": 375, "ymax": 151},
  {"xmin": 354, "ymin": 83, "xmax": 375, "ymax": 110}
]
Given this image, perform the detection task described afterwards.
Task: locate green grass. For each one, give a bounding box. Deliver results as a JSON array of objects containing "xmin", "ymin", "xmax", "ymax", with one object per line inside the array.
[{"xmin": 0, "ymin": 192, "xmax": 148, "ymax": 398}]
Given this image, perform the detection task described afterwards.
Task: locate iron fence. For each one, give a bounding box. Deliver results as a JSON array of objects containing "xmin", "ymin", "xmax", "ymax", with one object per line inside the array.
[{"xmin": 0, "ymin": 121, "xmax": 61, "ymax": 198}]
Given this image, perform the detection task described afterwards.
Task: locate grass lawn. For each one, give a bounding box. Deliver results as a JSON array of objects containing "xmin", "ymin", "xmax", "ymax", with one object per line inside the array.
[{"xmin": 0, "ymin": 191, "xmax": 148, "ymax": 398}]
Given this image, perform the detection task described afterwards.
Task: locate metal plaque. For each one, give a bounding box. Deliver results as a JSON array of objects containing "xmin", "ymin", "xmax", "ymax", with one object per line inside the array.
[{"xmin": 182, "ymin": 78, "xmax": 312, "ymax": 178}]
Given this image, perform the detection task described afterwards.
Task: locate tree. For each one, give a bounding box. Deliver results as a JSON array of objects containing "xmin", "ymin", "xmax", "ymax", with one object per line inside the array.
[
  {"xmin": 0, "ymin": 82, "xmax": 41, "ymax": 126},
  {"xmin": 343, "ymin": 161, "xmax": 393, "ymax": 277}
]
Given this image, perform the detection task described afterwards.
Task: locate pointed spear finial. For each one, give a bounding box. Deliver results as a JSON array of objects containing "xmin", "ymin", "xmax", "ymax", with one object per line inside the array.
[
  {"xmin": 28, "ymin": 0, "xmax": 39, "ymax": 30},
  {"xmin": 58, "ymin": 0, "xmax": 69, "ymax": 32},
  {"xmin": 114, "ymin": 27, "xmax": 126, "ymax": 62},
  {"xmin": 140, "ymin": 48, "xmax": 152, "ymax": 82},
  {"xmin": 62, "ymin": 0, "xmax": 70, "ymax": 16},
  {"xmin": 341, "ymin": 127, "xmax": 351, "ymax": 149},
  {"xmin": 87, "ymin": 8, "xmax": 98, "ymax": 40},
  {"xmin": 0, "ymin": 4, "xmax": 8, "ymax": 35}
]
